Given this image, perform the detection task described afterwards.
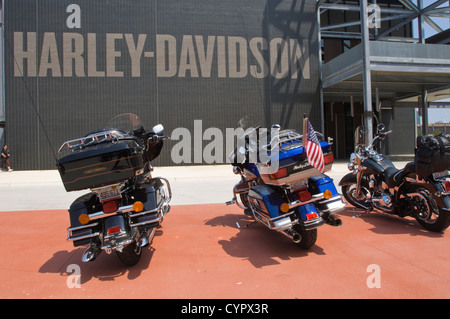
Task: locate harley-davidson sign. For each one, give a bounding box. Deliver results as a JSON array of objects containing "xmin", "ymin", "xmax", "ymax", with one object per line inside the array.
[
  {"xmin": 13, "ymin": 31, "xmax": 310, "ymax": 79},
  {"xmin": 4, "ymin": 0, "xmax": 320, "ymax": 169}
]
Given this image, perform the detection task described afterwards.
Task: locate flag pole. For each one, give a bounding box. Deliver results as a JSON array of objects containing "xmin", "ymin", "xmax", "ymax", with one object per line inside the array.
[{"xmin": 302, "ymin": 114, "xmax": 308, "ymax": 145}]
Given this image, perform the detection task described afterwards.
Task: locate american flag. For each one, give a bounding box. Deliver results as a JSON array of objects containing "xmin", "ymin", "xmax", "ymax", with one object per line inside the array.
[{"xmin": 304, "ymin": 119, "xmax": 325, "ymax": 173}]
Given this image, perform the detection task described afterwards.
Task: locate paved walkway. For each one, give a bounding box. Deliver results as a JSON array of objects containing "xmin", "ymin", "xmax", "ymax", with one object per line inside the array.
[
  {"xmin": 1, "ymin": 161, "xmax": 449, "ymax": 299},
  {"xmin": 0, "ymin": 161, "xmax": 410, "ymax": 211}
]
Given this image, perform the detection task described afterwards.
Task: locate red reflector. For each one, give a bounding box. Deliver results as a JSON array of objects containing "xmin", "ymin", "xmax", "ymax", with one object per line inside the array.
[
  {"xmin": 107, "ymin": 226, "xmax": 121, "ymax": 235},
  {"xmin": 298, "ymin": 190, "xmax": 312, "ymax": 202},
  {"xmin": 270, "ymin": 168, "xmax": 287, "ymax": 179},
  {"xmin": 103, "ymin": 200, "xmax": 119, "ymax": 214},
  {"xmin": 306, "ymin": 212, "xmax": 319, "ymax": 220},
  {"xmin": 324, "ymin": 153, "xmax": 334, "ymax": 165},
  {"xmin": 445, "ymin": 181, "xmax": 450, "ymax": 192}
]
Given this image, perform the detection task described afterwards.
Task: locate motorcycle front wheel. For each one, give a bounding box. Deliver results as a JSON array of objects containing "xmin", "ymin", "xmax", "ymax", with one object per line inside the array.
[{"xmin": 341, "ymin": 180, "xmax": 372, "ymax": 211}]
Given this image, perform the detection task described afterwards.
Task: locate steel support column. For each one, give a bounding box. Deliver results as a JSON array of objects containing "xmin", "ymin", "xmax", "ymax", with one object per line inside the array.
[
  {"xmin": 421, "ymin": 89, "xmax": 428, "ymax": 135},
  {"xmin": 360, "ymin": 0, "xmax": 373, "ymax": 143}
]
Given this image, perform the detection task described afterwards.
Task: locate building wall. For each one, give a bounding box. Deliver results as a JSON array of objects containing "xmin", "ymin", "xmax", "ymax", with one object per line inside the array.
[
  {"xmin": 4, "ymin": 0, "xmax": 320, "ymax": 170},
  {"xmin": 381, "ymin": 107, "xmax": 416, "ymax": 157}
]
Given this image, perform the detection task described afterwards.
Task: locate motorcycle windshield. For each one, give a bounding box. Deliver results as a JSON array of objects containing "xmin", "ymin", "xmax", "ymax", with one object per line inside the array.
[
  {"xmin": 58, "ymin": 113, "xmax": 145, "ymax": 154},
  {"xmin": 106, "ymin": 113, "xmax": 145, "ymax": 134},
  {"xmin": 228, "ymin": 116, "xmax": 282, "ymax": 175}
]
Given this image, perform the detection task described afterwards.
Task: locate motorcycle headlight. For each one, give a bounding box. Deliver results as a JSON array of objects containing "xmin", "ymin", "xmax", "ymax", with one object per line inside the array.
[{"xmin": 348, "ymin": 153, "xmax": 358, "ymax": 171}]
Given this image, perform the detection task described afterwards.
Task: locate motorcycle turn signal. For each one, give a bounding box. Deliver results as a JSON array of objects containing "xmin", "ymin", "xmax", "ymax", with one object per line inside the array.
[
  {"xmin": 133, "ymin": 201, "xmax": 144, "ymax": 212},
  {"xmin": 78, "ymin": 213, "xmax": 90, "ymax": 225}
]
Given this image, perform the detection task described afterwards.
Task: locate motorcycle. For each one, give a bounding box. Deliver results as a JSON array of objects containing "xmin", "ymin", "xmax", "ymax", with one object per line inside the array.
[
  {"xmin": 226, "ymin": 121, "xmax": 345, "ymax": 249},
  {"xmin": 57, "ymin": 113, "xmax": 172, "ymax": 266},
  {"xmin": 339, "ymin": 123, "xmax": 450, "ymax": 232}
]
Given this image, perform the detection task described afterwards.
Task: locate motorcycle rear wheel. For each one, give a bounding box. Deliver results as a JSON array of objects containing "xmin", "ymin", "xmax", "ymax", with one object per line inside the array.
[
  {"xmin": 293, "ymin": 225, "xmax": 317, "ymax": 249},
  {"xmin": 116, "ymin": 241, "xmax": 142, "ymax": 266},
  {"xmin": 411, "ymin": 188, "xmax": 450, "ymax": 232}
]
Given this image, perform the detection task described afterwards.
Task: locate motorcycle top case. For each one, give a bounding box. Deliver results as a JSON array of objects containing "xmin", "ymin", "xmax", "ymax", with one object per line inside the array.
[
  {"xmin": 260, "ymin": 137, "xmax": 333, "ymax": 186},
  {"xmin": 57, "ymin": 139, "xmax": 144, "ymax": 191},
  {"xmin": 415, "ymin": 134, "xmax": 450, "ymax": 179}
]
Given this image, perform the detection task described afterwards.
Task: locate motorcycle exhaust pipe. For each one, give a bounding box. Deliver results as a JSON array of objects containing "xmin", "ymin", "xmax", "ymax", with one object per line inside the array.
[
  {"xmin": 81, "ymin": 244, "xmax": 100, "ymax": 263},
  {"xmin": 324, "ymin": 214, "xmax": 343, "ymax": 227},
  {"xmin": 283, "ymin": 228, "xmax": 302, "ymax": 244},
  {"xmin": 137, "ymin": 228, "xmax": 157, "ymax": 248}
]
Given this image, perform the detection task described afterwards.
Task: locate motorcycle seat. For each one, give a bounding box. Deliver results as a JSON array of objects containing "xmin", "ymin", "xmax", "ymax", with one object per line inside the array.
[
  {"xmin": 385, "ymin": 162, "xmax": 416, "ymax": 187},
  {"xmin": 384, "ymin": 167, "xmax": 401, "ymax": 187}
]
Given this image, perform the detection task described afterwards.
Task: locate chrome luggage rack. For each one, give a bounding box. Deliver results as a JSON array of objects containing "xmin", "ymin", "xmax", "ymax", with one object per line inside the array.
[
  {"xmin": 261, "ymin": 129, "xmax": 303, "ymax": 154},
  {"xmin": 58, "ymin": 130, "xmax": 125, "ymax": 153}
]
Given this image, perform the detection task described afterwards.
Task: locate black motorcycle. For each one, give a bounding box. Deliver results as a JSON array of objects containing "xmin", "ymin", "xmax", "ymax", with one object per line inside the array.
[
  {"xmin": 339, "ymin": 124, "xmax": 450, "ymax": 232},
  {"xmin": 57, "ymin": 113, "xmax": 172, "ymax": 266}
]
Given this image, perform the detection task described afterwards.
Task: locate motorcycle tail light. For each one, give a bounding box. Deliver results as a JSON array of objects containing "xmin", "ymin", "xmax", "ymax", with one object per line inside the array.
[
  {"xmin": 107, "ymin": 225, "xmax": 121, "ymax": 235},
  {"xmin": 297, "ymin": 190, "xmax": 312, "ymax": 202},
  {"xmin": 103, "ymin": 200, "xmax": 119, "ymax": 214},
  {"xmin": 324, "ymin": 153, "xmax": 334, "ymax": 165},
  {"xmin": 270, "ymin": 168, "xmax": 287, "ymax": 179}
]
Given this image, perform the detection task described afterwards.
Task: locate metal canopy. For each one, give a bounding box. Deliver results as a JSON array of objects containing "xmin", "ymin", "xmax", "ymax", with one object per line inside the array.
[
  {"xmin": 319, "ymin": 0, "xmax": 450, "ymax": 42},
  {"xmin": 317, "ymin": 0, "xmax": 450, "ymax": 138},
  {"xmin": 321, "ymin": 41, "xmax": 450, "ymax": 105}
]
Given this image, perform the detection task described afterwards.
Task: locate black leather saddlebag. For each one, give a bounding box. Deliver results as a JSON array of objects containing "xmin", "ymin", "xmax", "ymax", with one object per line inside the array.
[{"xmin": 415, "ymin": 134, "xmax": 450, "ymax": 179}]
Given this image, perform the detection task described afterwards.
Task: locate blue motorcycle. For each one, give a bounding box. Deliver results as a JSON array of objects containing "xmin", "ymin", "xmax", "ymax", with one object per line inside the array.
[{"xmin": 226, "ymin": 123, "xmax": 345, "ymax": 249}]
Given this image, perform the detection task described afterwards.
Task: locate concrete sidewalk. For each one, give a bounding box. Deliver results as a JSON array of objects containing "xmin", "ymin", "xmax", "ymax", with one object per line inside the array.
[{"xmin": 0, "ymin": 161, "xmax": 410, "ymax": 211}]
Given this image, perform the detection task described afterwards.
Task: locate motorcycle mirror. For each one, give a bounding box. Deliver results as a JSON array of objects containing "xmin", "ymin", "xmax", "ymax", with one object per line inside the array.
[
  {"xmin": 355, "ymin": 125, "xmax": 366, "ymax": 146},
  {"xmin": 152, "ymin": 124, "xmax": 164, "ymax": 134},
  {"xmin": 377, "ymin": 123, "xmax": 385, "ymax": 133}
]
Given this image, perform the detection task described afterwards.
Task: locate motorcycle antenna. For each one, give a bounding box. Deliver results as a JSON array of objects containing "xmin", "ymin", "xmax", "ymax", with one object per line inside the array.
[{"xmin": 3, "ymin": 35, "xmax": 58, "ymax": 162}]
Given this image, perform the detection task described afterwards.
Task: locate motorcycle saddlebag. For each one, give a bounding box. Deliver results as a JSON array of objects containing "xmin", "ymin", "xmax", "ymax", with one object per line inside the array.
[
  {"xmin": 57, "ymin": 140, "xmax": 144, "ymax": 191},
  {"xmin": 68, "ymin": 193, "xmax": 98, "ymax": 247},
  {"xmin": 308, "ymin": 174, "xmax": 339, "ymax": 197},
  {"xmin": 415, "ymin": 134, "xmax": 450, "ymax": 179},
  {"xmin": 248, "ymin": 184, "xmax": 285, "ymax": 219},
  {"xmin": 131, "ymin": 179, "xmax": 164, "ymax": 229}
]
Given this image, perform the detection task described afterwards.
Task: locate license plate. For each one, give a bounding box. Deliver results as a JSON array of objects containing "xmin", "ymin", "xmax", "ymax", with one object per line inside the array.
[
  {"xmin": 433, "ymin": 170, "xmax": 450, "ymax": 179},
  {"xmin": 94, "ymin": 184, "xmax": 121, "ymax": 202}
]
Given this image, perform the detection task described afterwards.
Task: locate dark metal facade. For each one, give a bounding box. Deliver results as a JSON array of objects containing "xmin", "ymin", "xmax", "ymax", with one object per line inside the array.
[{"xmin": 4, "ymin": 0, "xmax": 319, "ymax": 169}]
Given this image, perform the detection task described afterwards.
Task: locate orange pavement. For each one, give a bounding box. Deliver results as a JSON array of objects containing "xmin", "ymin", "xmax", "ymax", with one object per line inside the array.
[{"xmin": 0, "ymin": 203, "xmax": 449, "ymax": 299}]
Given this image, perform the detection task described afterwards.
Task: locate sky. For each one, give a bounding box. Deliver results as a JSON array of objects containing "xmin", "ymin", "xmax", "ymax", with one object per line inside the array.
[{"xmin": 425, "ymin": 108, "xmax": 450, "ymax": 123}]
